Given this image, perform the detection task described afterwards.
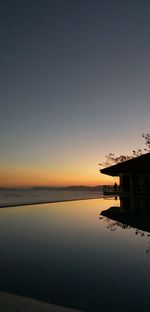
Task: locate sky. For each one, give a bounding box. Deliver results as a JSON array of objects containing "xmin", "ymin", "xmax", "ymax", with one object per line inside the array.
[{"xmin": 0, "ymin": 0, "xmax": 150, "ymax": 187}]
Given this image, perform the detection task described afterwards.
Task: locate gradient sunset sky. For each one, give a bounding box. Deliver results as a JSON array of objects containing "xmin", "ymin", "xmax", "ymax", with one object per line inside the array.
[{"xmin": 1, "ymin": 0, "xmax": 150, "ymax": 187}]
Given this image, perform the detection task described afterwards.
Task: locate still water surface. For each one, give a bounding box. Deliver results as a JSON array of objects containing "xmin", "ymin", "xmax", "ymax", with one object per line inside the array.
[{"xmin": 0, "ymin": 198, "xmax": 149, "ymax": 311}]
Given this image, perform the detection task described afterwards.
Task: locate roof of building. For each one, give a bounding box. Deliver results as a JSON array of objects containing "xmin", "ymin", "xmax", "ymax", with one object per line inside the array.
[{"xmin": 100, "ymin": 152, "xmax": 150, "ymax": 176}]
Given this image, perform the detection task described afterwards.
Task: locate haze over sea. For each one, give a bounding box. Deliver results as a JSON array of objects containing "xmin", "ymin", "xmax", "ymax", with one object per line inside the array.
[{"xmin": 0, "ymin": 186, "xmax": 103, "ymax": 208}]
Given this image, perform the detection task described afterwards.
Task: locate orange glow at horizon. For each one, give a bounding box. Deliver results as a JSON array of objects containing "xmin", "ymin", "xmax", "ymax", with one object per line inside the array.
[{"xmin": 0, "ymin": 165, "xmax": 117, "ymax": 188}]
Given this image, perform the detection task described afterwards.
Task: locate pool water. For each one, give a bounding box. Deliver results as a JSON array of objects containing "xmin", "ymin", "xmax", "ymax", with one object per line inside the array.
[{"xmin": 0, "ymin": 198, "xmax": 149, "ymax": 311}]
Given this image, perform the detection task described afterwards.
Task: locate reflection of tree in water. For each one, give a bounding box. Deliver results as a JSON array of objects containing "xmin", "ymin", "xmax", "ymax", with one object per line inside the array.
[{"xmin": 99, "ymin": 215, "xmax": 150, "ymax": 254}]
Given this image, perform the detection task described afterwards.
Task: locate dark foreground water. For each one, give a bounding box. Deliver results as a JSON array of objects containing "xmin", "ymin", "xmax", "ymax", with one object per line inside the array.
[{"xmin": 0, "ymin": 198, "xmax": 149, "ymax": 312}]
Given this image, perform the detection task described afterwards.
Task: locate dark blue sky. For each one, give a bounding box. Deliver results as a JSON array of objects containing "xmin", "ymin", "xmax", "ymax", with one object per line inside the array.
[{"xmin": 1, "ymin": 0, "xmax": 150, "ymax": 186}]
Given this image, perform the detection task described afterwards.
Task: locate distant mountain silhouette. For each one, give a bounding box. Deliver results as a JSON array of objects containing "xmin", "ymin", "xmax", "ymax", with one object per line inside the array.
[{"xmin": 0, "ymin": 185, "xmax": 103, "ymax": 191}]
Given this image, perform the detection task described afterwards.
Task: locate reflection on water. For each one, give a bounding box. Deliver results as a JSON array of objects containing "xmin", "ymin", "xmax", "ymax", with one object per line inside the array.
[
  {"xmin": 120, "ymin": 195, "xmax": 150, "ymax": 214},
  {"xmin": 99, "ymin": 216, "xmax": 150, "ymax": 254},
  {"xmin": 0, "ymin": 199, "xmax": 149, "ymax": 312},
  {"xmin": 101, "ymin": 195, "xmax": 150, "ymax": 255}
]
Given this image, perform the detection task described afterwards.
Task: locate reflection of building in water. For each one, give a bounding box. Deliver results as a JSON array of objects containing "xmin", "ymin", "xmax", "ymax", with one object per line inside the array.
[
  {"xmin": 120, "ymin": 196, "xmax": 150, "ymax": 213},
  {"xmin": 100, "ymin": 214, "xmax": 150, "ymax": 254},
  {"xmin": 100, "ymin": 153, "xmax": 150, "ymax": 212}
]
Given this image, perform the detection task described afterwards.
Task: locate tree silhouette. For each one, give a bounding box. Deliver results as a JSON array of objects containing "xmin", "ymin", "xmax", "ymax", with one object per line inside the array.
[
  {"xmin": 142, "ymin": 133, "xmax": 150, "ymax": 151},
  {"xmin": 99, "ymin": 133, "xmax": 150, "ymax": 167}
]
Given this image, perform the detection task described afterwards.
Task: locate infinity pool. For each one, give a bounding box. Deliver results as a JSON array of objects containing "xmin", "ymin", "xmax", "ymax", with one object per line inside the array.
[{"xmin": 0, "ymin": 198, "xmax": 149, "ymax": 311}]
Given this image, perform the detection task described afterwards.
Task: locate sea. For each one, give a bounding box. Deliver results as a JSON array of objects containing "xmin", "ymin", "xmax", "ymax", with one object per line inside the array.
[{"xmin": 0, "ymin": 186, "xmax": 103, "ymax": 207}]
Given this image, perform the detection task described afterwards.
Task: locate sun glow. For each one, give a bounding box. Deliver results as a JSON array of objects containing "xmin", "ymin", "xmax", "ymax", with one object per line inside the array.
[{"xmin": 0, "ymin": 164, "xmax": 115, "ymax": 188}]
